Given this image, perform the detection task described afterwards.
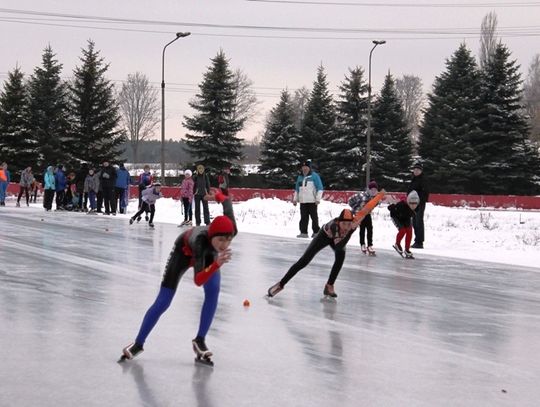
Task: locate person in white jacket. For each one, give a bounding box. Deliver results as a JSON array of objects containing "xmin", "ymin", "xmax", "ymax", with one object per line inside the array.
[{"xmin": 293, "ymin": 160, "xmax": 324, "ymax": 238}]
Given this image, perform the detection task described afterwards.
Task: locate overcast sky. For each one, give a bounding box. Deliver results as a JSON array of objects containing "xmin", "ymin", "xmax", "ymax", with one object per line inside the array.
[{"xmin": 1, "ymin": 0, "xmax": 539, "ymax": 143}]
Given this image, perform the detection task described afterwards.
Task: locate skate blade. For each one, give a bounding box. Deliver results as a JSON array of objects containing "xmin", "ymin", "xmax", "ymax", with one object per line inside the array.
[
  {"xmin": 194, "ymin": 357, "xmax": 214, "ymax": 367},
  {"xmin": 117, "ymin": 355, "xmax": 128, "ymax": 363},
  {"xmin": 321, "ymin": 295, "xmax": 337, "ymax": 302}
]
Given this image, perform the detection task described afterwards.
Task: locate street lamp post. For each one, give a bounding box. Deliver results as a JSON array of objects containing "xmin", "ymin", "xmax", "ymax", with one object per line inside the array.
[
  {"xmin": 161, "ymin": 32, "xmax": 190, "ymax": 184},
  {"xmin": 365, "ymin": 39, "xmax": 386, "ymax": 188}
]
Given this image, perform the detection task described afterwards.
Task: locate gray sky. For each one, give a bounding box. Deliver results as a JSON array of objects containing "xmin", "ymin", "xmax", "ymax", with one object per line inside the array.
[{"xmin": 1, "ymin": 0, "xmax": 539, "ymax": 142}]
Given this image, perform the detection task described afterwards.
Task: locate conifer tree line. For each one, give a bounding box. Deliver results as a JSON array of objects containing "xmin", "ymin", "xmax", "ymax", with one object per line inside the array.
[
  {"xmin": 0, "ymin": 40, "xmax": 125, "ymax": 177},
  {"xmin": 260, "ymin": 42, "xmax": 540, "ymax": 195}
]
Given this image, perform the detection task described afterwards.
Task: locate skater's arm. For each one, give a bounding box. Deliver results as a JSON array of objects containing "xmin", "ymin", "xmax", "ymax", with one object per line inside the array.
[
  {"xmin": 205, "ymin": 189, "xmax": 238, "ymax": 236},
  {"xmin": 193, "ymin": 248, "xmax": 231, "ymax": 286}
]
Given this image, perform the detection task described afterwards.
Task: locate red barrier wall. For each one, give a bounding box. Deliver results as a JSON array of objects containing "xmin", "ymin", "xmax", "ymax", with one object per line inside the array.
[{"xmin": 5, "ymin": 183, "xmax": 540, "ymax": 209}]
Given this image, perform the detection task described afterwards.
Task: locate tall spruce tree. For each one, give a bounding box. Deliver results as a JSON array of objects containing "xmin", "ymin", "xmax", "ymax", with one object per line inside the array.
[
  {"xmin": 27, "ymin": 45, "xmax": 71, "ymax": 169},
  {"xmin": 0, "ymin": 67, "xmax": 34, "ymax": 174},
  {"xmin": 325, "ymin": 67, "xmax": 368, "ymax": 190},
  {"xmin": 259, "ymin": 90, "xmax": 301, "ymax": 187},
  {"xmin": 418, "ymin": 44, "xmax": 483, "ymax": 193},
  {"xmin": 476, "ymin": 43, "xmax": 540, "ymax": 194},
  {"xmin": 370, "ymin": 72, "xmax": 413, "ymax": 191},
  {"xmin": 69, "ymin": 40, "xmax": 124, "ymax": 165},
  {"xmin": 299, "ymin": 65, "xmax": 336, "ymax": 177},
  {"xmin": 183, "ymin": 51, "xmax": 245, "ymax": 174}
]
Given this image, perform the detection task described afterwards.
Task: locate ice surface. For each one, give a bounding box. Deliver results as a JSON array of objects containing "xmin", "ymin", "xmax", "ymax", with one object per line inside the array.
[{"xmin": 1, "ymin": 206, "xmax": 540, "ymax": 406}]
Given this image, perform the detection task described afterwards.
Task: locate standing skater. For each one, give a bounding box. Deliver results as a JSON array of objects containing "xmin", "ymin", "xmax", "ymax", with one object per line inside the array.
[
  {"xmin": 16, "ymin": 166, "xmax": 34, "ymax": 207},
  {"xmin": 180, "ymin": 169, "xmax": 194, "ymax": 226},
  {"xmin": 407, "ymin": 162, "xmax": 429, "ymax": 249},
  {"xmin": 0, "ymin": 162, "xmax": 10, "ymax": 206},
  {"xmin": 349, "ymin": 180, "xmax": 379, "ymax": 255},
  {"xmin": 120, "ymin": 189, "xmax": 237, "ymax": 365},
  {"xmin": 268, "ymin": 191, "xmax": 385, "ymax": 299},
  {"xmin": 293, "ymin": 160, "xmax": 323, "ymax": 238},
  {"xmin": 42, "ymin": 166, "xmax": 56, "ymax": 211},
  {"xmin": 388, "ymin": 191, "xmax": 419, "ymax": 259},
  {"xmin": 129, "ymin": 183, "xmax": 163, "ymax": 228},
  {"xmin": 193, "ymin": 164, "xmax": 211, "ymax": 226}
]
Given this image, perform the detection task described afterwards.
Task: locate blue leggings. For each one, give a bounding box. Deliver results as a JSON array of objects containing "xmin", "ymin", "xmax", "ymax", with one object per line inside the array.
[{"xmin": 135, "ymin": 272, "xmax": 221, "ymax": 346}]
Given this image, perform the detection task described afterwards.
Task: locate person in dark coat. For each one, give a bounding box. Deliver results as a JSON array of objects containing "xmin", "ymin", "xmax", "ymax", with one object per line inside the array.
[
  {"xmin": 388, "ymin": 191, "xmax": 419, "ymax": 258},
  {"xmin": 407, "ymin": 162, "xmax": 429, "ymax": 249},
  {"xmin": 99, "ymin": 160, "xmax": 117, "ymax": 215},
  {"xmin": 193, "ymin": 164, "xmax": 211, "ymax": 226},
  {"xmin": 75, "ymin": 163, "xmax": 89, "ymax": 211}
]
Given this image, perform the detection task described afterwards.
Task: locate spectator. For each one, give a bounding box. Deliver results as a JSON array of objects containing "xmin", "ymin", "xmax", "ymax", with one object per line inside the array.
[
  {"xmin": 54, "ymin": 164, "xmax": 67, "ymax": 210},
  {"xmin": 0, "ymin": 162, "xmax": 10, "ymax": 206},
  {"xmin": 407, "ymin": 162, "xmax": 429, "ymax": 249},
  {"xmin": 180, "ymin": 169, "xmax": 194, "ymax": 226},
  {"xmin": 43, "ymin": 166, "xmax": 55, "ymax": 211},
  {"xmin": 293, "ymin": 160, "xmax": 323, "ymax": 238},
  {"xmin": 100, "ymin": 160, "xmax": 117, "ymax": 215},
  {"xmin": 75, "ymin": 163, "xmax": 89, "ymax": 212},
  {"xmin": 115, "ymin": 163, "xmax": 131, "ymax": 214},
  {"xmin": 193, "ymin": 164, "xmax": 211, "ymax": 226},
  {"xmin": 349, "ymin": 180, "xmax": 379, "ymax": 255},
  {"xmin": 16, "ymin": 166, "xmax": 34, "ymax": 207},
  {"xmin": 218, "ymin": 167, "xmax": 230, "ymax": 196},
  {"xmin": 84, "ymin": 168, "xmax": 99, "ymax": 214}
]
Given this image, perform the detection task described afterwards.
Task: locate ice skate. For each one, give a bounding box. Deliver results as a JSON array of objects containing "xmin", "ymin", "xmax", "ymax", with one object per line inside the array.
[
  {"xmin": 404, "ymin": 250, "xmax": 415, "ymax": 259},
  {"xmin": 323, "ymin": 284, "xmax": 338, "ymax": 299},
  {"xmin": 361, "ymin": 244, "xmax": 367, "ymax": 254},
  {"xmin": 145, "ymin": 214, "xmax": 149, "ymax": 222},
  {"xmin": 148, "ymin": 222, "xmax": 154, "ymax": 228},
  {"xmin": 136, "ymin": 216, "xmax": 142, "ymax": 223},
  {"xmin": 192, "ymin": 337, "xmax": 214, "ymax": 366},
  {"xmin": 296, "ymin": 233, "xmax": 309, "ymax": 238},
  {"xmin": 367, "ymin": 246, "xmax": 376, "ymax": 256},
  {"xmin": 129, "ymin": 217, "xmax": 134, "ymax": 225},
  {"xmin": 267, "ymin": 282, "xmax": 283, "ymax": 298},
  {"xmin": 118, "ymin": 342, "xmax": 144, "ymax": 363},
  {"xmin": 393, "ymin": 243, "xmax": 404, "ymax": 257},
  {"xmin": 16, "ymin": 202, "xmax": 20, "ymax": 207}
]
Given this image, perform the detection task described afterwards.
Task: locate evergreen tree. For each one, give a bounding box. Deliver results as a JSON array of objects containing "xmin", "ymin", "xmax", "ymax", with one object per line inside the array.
[
  {"xmin": 27, "ymin": 45, "xmax": 71, "ymax": 169},
  {"xmin": 183, "ymin": 51, "xmax": 245, "ymax": 174},
  {"xmin": 418, "ymin": 44, "xmax": 483, "ymax": 193},
  {"xmin": 325, "ymin": 67, "xmax": 368, "ymax": 190},
  {"xmin": 299, "ymin": 65, "xmax": 336, "ymax": 177},
  {"xmin": 259, "ymin": 90, "xmax": 301, "ymax": 187},
  {"xmin": 69, "ymin": 40, "xmax": 124, "ymax": 165},
  {"xmin": 370, "ymin": 72, "xmax": 413, "ymax": 191},
  {"xmin": 0, "ymin": 67, "xmax": 34, "ymax": 174},
  {"xmin": 476, "ymin": 43, "xmax": 540, "ymax": 194}
]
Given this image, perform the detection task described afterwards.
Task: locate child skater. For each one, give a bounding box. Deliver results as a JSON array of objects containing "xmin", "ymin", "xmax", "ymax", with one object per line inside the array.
[
  {"xmin": 348, "ymin": 180, "xmax": 379, "ymax": 255},
  {"xmin": 388, "ymin": 190, "xmax": 419, "ymax": 259},
  {"xmin": 179, "ymin": 169, "xmax": 194, "ymax": 226},
  {"xmin": 129, "ymin": 183, "xmax": 162, "ymax": 228},
  {"xmin": 120, "ymin": 189, "xmax": 236, "ymax": 365},
  {"xmin": 267, "ymin": 191, "xmax": 384, "ymax": 299}
]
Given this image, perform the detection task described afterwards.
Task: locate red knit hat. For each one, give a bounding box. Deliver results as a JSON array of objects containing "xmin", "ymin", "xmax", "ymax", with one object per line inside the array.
[{"xmin": 208, "ymin": 216, "xmax": 235, "ymax": 238}]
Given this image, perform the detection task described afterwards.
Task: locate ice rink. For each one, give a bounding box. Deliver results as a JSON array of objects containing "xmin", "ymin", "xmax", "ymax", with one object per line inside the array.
[{"xmin": 1, "ymin": 206, "xmax": 540, "ymax": 407}]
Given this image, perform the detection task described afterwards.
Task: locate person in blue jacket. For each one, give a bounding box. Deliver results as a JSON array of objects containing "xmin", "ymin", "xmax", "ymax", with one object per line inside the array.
[
  {"xmin": 293, "ymin": 160, "xmax": 324, "ymax": 238},
  {"xmin": 54, "ymin": 165, "xmax": 67, "ymax": 210},
  {"xmin": 0, "ymin": 162, "xmax": 10, "ymax": 206},
  {"xmin": 115, "ymin": 163, "xmax": 131, "ymax": 214},
  {"xmin": 43, "ymin": 166, "xmax": 56, "ymax": 211}
]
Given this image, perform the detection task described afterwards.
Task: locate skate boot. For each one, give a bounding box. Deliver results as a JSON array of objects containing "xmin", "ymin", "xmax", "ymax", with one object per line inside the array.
[
  {"xmin": 367, "ymin": 246, "xmax": 376, "ymax": 256},
  {"xmin": 392, "ymin": 243, "xmax": 404, "ymax": 257},
  {"xmin": 323, "ymin": 284, "xmax": 338, "ymax": 298},
  {"xmin": 145, "ymin": 214, "xmax": 149, "ymax": 222},
  {"xmin": 148, "ymin": 222, "xmax": 155, "ymax": 228},
  {"xmin": 192, "ymin": 337, "xmax": 214, "ymax": 366},
  {"xmin": 267, "ymin": 282, "xmax": 283, "ymax": 298},
  {"xmin": 404, "ymin": 250, "xmax": 415, "ymax": 259},
  {"xmin": 118, "ymin": 342, "xmax": 144, "ymax": 363},
  {"xmin": 129, "ymin": 217, "xmax": 134, "ymax": 225},
  {"xmin": 361, "ymin": 244, "xmax": 367, "ymax": 254},
  {"xmin": 136, "ymin": 216, "xmax": 142, "ymax": 223},
  {"xmin": 16, "ymin": 202, "xmax": 20, "ymax": 207}
]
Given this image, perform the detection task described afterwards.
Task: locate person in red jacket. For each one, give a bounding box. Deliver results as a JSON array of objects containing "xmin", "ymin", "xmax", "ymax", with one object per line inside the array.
[{"xmin": 120, "ymin": 189, "xmax": 237, "ymax": 365}]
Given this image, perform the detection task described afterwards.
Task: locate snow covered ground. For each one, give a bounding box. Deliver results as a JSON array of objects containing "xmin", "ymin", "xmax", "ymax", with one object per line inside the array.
[{"xmin": 125, "ymin": 197, "xmax": 540, "ymax": 270}]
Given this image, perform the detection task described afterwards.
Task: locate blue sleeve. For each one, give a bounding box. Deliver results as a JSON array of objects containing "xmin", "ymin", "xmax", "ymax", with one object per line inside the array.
[
  {"xmin": 312, "ymin": 173, "xmax": 323, "ymax": 192},
  {"xmin": 294, "ymin": 176, "xmax": 302, "ymax": 193}
]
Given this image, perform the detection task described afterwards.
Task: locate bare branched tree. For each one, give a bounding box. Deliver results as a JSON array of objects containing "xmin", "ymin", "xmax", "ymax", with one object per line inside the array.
[
  {"xmin": 118, "ymin": 72, "xmax": 159, "ymax": 163},
  {"xmin": 231, "ymin": 68, "xmax": 261, "ymax": 128},
  {"xmin": 395, "ymin": 75, "xmax": 424, "ymax": 146},
  {"xmin": 479, "ymin": 11, "xmax": 499, "ymax": 70},
  {"xmin": 524, "ymin": 54, "xmax": 540, "ymax": 143}
]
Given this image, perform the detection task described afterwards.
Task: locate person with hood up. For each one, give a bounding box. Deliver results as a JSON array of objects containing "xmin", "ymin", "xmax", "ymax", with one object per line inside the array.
[
  {"xmin": 54, "ymin": 165, "xmax": 67, "ymax": 210},
  {"xmin": 16, "ymin": 166, "xmax": 34, "ymax": 207}
]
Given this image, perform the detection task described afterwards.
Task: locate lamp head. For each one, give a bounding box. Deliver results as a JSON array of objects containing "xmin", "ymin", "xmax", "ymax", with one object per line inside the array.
[
  {"xmin": 176, "ymin": 32, "xmax": 191, "ymax": 38},
  {"xmin": 373, "ymin": 40, "xmax": 386, "ymax": 45}
]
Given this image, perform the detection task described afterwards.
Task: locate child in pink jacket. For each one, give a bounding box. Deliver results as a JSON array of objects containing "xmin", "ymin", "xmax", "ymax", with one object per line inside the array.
[{"xmin": 180, "ymin": 169, "xmax": 194, "ymax": 226}]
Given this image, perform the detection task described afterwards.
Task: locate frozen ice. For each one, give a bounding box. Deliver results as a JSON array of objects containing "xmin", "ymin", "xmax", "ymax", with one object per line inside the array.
[{"xmin": 1, "ymin": 206, "xmax": 540, "ymax": 406}]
